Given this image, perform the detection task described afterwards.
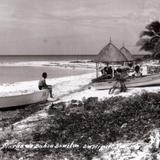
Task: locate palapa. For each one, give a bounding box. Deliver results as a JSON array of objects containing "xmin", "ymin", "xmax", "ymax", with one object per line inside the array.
[
  {"xmin": 94, "ymin": 42, "xmax": 128, "ymax": 63},
  {"xmin": 120, "ymin": 46, "xmax": 134, "ymax": 61}
]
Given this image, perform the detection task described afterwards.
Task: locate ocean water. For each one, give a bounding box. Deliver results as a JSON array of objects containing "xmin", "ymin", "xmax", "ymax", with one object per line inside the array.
[
  {"xmin": 0, "ymin": 55, "xmax": 95, "ymax": 63},
  {"xmin": 0, "ymin": 55, "xmax": 95, "ymax": 84}
]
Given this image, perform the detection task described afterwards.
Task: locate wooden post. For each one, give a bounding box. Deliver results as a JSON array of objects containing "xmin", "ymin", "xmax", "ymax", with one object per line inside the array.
[
  {"xmin": 133, "ymin": 60, "xmax": 136, "ymax": 66},
  {"xmin": 96, "ymin": 63, "xmax": 98, "ymax": 78},
  {"xmin": 111, "ymin": 62, "xmax": 114, "ymax": 78}
]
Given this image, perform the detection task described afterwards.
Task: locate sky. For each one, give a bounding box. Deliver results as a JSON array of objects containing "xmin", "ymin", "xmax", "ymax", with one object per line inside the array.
[{"xmin": 0, "ymin": 0, "xmax": 160, "ymax": 55}]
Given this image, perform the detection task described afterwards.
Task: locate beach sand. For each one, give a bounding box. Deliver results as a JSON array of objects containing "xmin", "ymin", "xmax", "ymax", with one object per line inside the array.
[{"xmin": 0, "ymin": 73, "xmax": 160, "ymax": 101}]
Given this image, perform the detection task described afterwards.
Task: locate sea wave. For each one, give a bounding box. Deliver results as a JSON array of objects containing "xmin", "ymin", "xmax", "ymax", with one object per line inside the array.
[{"xmin": 0, "ymin": 60, "xmax": 96, "ymax": 70}]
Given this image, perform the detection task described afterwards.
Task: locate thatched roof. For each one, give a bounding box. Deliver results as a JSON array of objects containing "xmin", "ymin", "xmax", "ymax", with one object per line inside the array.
[
  {"xmin": 94, "ymin": 42, "xmax": 128, "ymax": 63},
  {"xmin": 120, "ymin": 46, "xmax": 134, "ymax": 61}
]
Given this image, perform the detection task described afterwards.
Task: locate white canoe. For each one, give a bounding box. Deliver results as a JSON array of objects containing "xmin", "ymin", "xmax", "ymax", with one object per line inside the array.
[
  {"xmin": 0, "ymin": 89, "xmax": 49, "ymax": 109},
  {"xmin": 92, "ymin": 73, "xmax": 160, "ymax": 90}
]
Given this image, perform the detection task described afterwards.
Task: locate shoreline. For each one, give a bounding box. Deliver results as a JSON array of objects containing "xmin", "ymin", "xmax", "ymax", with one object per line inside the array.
[
  {"xmin": 0, "ymin": 60, "xmax": 95, "ymax": 97},
  {"xmin": 0, "ymin": 60, "xmax": 95, "ymax": 84},
  {"xmin": 1, "ymin": 66, "xmax": 160, "ymax": 101}
]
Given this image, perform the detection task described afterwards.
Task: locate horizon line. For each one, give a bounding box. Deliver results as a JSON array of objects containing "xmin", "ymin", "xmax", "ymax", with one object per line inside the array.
[{"xmin": 0, "ymin": 54, "xmax": 97, "ymax": 56}]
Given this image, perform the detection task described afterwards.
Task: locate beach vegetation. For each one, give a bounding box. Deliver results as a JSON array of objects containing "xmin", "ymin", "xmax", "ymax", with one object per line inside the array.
[
  {"xmin": 0, "ymin": 102, "xmax": 47, "ymax": 129},
  {"xmin": 1, "ymin": 92, "xmax": 160, "ymax": 159},
  {"xmin": 30, "ymin": 92, "xmax": 160, "ymax": 158}
]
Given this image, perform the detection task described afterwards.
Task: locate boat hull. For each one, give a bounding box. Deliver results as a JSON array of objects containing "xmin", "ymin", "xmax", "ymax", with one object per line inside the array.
[
  {"xmin": 0, "ymin": 89, "xmax": 49, "ymax": 108},
  {"xmin": 92, "ymin": 74, "xmax": 160, "ymax": 90}
]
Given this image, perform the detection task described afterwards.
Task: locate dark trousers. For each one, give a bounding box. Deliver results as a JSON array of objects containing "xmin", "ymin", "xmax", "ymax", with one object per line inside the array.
[{"xmin": 39, "ymin": 85, "xmax": 53, "ymax": 98}]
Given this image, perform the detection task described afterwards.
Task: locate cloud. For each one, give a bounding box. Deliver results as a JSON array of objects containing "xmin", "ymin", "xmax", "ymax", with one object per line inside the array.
[{"xmin": 0, "ymin": 0, "xmax": 159, "ymax": 54}]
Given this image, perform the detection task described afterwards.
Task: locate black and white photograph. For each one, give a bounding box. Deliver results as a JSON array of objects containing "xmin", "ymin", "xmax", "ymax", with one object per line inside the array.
[{"xmin": 0, "ymin": 0, "xmax": 160, "ymax": 159}]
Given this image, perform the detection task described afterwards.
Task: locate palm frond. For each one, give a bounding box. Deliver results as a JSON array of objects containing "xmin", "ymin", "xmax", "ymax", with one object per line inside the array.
[
  {"xmin": 153, "ymin": 39, "xmax": 160, "ymax": 59},
  {"xmin": 136, "ymin": 38, "xmax": 150, "ymax": 46},
  {"xmin": 140, "ymin": 31, "xmax": 155, "ymax": 38},
  {"xmin": 137, "ymin": 38, "xmax": 154, "ymax": 52},
  {"xmin": 150, "ymin": 36, "xmax": 160, "ymax": 44},
  {"xmin": 146, "ymin": 21, "xmax": 160, "ymax": 33}
]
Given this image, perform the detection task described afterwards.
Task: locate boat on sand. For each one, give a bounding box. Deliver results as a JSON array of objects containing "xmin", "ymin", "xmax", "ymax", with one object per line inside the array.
[
  {"xmin": 92, "ymin": 73, "xmax": 160, "ymax": 90},
  {"xmin": 0, "ymin": 89, "xmax": 49, "ymax": 109}
]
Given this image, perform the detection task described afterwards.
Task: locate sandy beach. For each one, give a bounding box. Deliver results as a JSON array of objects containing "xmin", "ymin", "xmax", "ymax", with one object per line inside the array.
[
  {"xmin": 0, "ymin": 60, "xmax": 160, "ymax": 100},
  {"xmin": 1, "ymin": 0, "xmax": 160, "ymax": 159},
  {"xmin": 0, "ymin": 60, "xmax": 95, "ymax": 97}
]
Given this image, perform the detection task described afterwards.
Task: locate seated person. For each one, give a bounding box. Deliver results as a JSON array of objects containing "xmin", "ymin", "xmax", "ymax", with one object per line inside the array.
[
  {"xmin": 109, "ymin": 68, "xmax": 127, "ymax": 94},
  {"xmin": 38, "ymin": 72, "xmax": 53, "ymax": 98},
  {"xmin": 128, "ymin": 62, "xmax": 133, "ymax": 68},
  {"xmin": 100, "ymin": 66, "xmax": 108, "ymax": 74},
  {"xmin": 100, "ymin": 67, "xmax": 106, "ymax": 75},
  {"xmin": 132, "ymin": 65, "xmax": 142, "ymax": 77},
  {"xmin": 106, "ymin": 66, "xmax": 113, "ymax": 79},
  {"xmin": 93, "ymin": 66, "xmax": 113, "ymax": 82}
]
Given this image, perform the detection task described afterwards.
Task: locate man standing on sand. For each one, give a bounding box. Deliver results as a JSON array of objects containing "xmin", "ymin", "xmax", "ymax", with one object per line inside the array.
[{"xmin": 38, "ymin": 72, "xmax": 53, "ymax": 98}]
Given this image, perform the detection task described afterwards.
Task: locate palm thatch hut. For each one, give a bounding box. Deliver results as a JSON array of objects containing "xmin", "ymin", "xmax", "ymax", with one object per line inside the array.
[
  {"xmin": 120, "ymin": 46, "xmax": 134, "ymax": 62},
  {"xmin": 94, "ymin": 42, "xmax": 129, "ymax": 77},
  {"xmin": 94, "ymin": 42, "xmax": 128, "ymax": 63}
]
